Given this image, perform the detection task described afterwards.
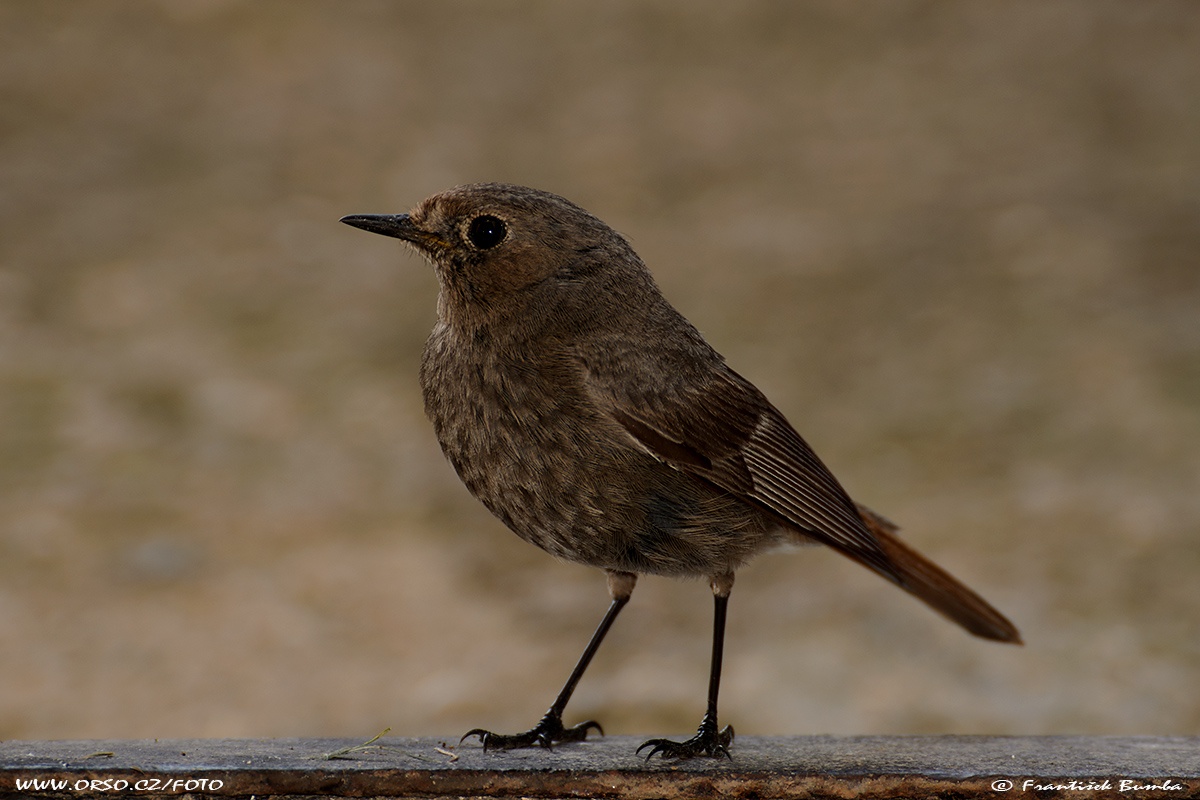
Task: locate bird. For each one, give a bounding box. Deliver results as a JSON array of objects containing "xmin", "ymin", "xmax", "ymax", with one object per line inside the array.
[{"xmin": 340, "ymin": 182, "xmax": 1021, "ymax": 760}]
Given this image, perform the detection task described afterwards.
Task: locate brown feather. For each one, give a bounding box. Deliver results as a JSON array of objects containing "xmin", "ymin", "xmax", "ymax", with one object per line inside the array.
[
  {"xmin": 596, "ymin": 367, "xmax": 902, "ymax": 582},
  {"xmin": 597, "ymin": 368, "xmax": 1020, "ymax": 643},
  {"xmin": 855, "ymin": 505, "xmax": 1022, "ymax": 643},
  {"xmin": 350, "ymin": 182, "xmax": 1020, "ymax": 646}
]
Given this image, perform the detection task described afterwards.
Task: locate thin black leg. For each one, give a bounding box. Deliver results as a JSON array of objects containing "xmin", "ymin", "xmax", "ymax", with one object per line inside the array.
[
  {"xmin": 637, "ymin": 589, "xmax": 735, "ymax": 759},
  {"xmin": 462, "ymin": 580, "xmax": 631, "ymax": 751}
]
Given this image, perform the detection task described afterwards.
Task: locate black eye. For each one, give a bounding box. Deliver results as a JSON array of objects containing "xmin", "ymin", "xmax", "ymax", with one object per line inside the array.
[{"xmin": 466, "ymin": 215, "xmax": 507, "ymax": 249}]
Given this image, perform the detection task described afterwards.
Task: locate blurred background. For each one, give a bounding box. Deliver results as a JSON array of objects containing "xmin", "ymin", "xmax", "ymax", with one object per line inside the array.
[{"xmin": 1, "ymin": 2, "xmax": 1198, "ymax": 742}]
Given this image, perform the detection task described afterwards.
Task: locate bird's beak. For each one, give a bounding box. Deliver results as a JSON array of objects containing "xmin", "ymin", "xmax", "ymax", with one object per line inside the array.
[{"xmin": 340, "ymin": 213, "xmax": 444, "ymax": 249}]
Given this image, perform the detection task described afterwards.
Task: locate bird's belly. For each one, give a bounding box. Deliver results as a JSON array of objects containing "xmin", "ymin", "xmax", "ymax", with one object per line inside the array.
[{"xmin": 424, "ymin": 368, "xmax": 774, "ymax": 577}]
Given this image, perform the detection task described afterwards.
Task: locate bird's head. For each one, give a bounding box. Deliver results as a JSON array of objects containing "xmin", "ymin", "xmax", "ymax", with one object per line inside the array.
[{"xmin": 341, "ymin": 183, "xmax": 643, "ymax": 329}]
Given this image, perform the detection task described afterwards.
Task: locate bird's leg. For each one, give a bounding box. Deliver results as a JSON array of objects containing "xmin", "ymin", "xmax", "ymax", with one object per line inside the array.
[
  {"xmin": 462, "ymin": 571, "xmax": 636, "ymax": 751},
  {"xmin": 637, "ymin": 572, "xmax": 735, "ymax": 760}
]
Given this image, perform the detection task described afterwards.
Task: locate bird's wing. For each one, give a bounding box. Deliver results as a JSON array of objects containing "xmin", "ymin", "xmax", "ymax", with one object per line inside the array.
[
  {"xmin": 583, "ymin": 362, "xmax": 900, "ymax": 581},
  {"xmin": 583, "ymin": 359, "xmax": 1022, "ymax": 644}
]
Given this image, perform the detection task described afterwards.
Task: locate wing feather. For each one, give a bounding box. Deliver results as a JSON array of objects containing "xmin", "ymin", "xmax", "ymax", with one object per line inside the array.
[
  {"xmin": 589, "ymin": 364, "xmax": 899, "ymax": 580},
  {"xmin": 584, "ymin": 357, "xmax": 1021, "ymax": 644}
]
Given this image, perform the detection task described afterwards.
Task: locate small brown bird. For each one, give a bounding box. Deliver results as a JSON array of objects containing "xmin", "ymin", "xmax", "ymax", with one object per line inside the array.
[{"xmin": 341, "ymin": 183, "xmax": 1020, "ymax": 760}]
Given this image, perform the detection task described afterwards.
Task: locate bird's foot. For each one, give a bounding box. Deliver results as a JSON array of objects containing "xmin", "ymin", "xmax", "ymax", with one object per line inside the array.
[
  {"xmin": 461, "ymin": 711, "xmax": 603, "ymax": 752},
  {"xmin": 636, "ymin": 712, "xmax": 734, "ymax": 760}
]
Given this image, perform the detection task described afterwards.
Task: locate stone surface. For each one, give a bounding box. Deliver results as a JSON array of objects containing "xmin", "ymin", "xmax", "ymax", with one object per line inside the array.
[{"xmin": 1, "ymin": 736, "xmax": 1197, "ymax": 798}]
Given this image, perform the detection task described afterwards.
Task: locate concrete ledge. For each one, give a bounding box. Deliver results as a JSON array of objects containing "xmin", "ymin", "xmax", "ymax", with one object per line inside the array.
[{"xmin": 1, "ymin": 736, "xmax": 1197, "ymax": 799}]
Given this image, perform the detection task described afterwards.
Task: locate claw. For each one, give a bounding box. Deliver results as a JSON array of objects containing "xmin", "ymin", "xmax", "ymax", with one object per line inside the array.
[
  {"xmin": 636, "ymin": 717, "xmax": 734, "ymax": 760},
  {"xmin": 461, "ymin": 713, "xmax": 603, "ymax": 752}
]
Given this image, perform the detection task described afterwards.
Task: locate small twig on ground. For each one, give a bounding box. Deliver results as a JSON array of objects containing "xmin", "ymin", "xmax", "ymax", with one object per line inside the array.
[{"xmin": 321, "ymin": 728, "xmax": 392, "ymax": 761}]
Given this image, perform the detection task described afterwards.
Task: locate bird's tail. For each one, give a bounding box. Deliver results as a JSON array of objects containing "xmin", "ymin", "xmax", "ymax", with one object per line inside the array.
[{"xmin": 855, "ymin": 505, "xmax": 1022, "ymax": 644}]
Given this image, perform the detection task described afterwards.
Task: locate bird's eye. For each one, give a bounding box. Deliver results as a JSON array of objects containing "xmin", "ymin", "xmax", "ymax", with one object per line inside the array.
[{"xmin": 466, "ymin": 215, "xmax": 507, "ymax": 249}]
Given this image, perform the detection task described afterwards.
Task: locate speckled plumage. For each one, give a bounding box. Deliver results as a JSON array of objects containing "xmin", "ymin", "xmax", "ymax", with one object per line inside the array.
[
  {"xmin": 341, "ymin": 183, "xmax": 1019, "ymax": 758},
  {"xmin": 413, "ymin": 185, "xmax": 779, "ymax": 578}
]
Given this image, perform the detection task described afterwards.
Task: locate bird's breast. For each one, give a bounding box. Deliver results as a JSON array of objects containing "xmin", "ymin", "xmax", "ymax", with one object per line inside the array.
[{"xmin": 417, "ymin": 327, "xmax": 776, "ymax": 576}]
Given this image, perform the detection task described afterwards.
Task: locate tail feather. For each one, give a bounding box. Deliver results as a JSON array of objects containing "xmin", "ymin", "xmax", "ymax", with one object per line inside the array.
[{"xmin": 854, "ymin": 505, "xmax": 1022, "ymax": 644}]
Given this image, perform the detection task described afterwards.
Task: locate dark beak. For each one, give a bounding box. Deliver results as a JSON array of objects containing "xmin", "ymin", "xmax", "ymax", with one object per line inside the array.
[{"xmin": 339, "ymin": 213, "xmax": 422, "ymax": 241}]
